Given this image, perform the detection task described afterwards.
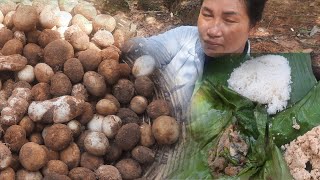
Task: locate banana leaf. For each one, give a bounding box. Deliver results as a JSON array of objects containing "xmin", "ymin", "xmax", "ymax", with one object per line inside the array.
[
  {"xmin": 251, "ymin": 144, "xmax": 292, "ymax": 180},
  {"xmin": 200, "ymin": 53, "xmax": 316, "ymax": 105},
  {"xmin": 271, "ymin": 81, "xmax": 320, "ymax": 146},
  {"xmin": 170, "ymin": 81, "xmax": 292, "ymax": 179},
  {"xmin": 170, "ymin": 53, "xmax": 316, "ymax": 179}
]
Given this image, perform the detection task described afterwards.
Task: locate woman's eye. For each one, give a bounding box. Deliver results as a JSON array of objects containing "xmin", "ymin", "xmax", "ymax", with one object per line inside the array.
[
  {"xmin": 225, "ymin": 19, "xmax": 237, "ymax": 23},
  {"xmin": 202, "ymin": 13, "xmax": 212, "ymax": 17}
]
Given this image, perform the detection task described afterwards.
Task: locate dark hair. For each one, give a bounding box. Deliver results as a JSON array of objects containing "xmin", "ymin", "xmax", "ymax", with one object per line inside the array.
[{"xmin": 201, "ymin": 0, "xmax": 267, "ymax": 26}]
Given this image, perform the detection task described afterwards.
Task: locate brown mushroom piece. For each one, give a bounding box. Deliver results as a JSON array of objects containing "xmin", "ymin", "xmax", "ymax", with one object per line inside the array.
[
  {"xmin": 115, "ymin": 123, "xmax": 140, "ymax": 151},
  {"xmin": 43, "ymin": 124, "xmax": 73, "ymax": 151},
  {"xmin": 115, "ymin": 158, "xmax": 142, "ymax": 179},
  {"xmin": 116, "ymin": 108, "xmax": 139, "ymax": 124},
  {"xmin": 63, "ymin": 58, "xmax": 84, "ymax": 84},
  {"xmin": 112, "ymin": 79, "xmax": 135, "ymax": 104},
  {"xmin": 134, "ymin": 76, "xmax": 154, "ymax": 98},
  {"xmin": 146, "ymin": 99, "xmax": 171, "ymax": 119}
]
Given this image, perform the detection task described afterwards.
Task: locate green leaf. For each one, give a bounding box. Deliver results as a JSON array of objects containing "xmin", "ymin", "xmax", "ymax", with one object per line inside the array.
[
  {"xmin": 252, "ymin": 144, "xmax": 293, "ymax": 180},
  {"xmin": 172, "ymin": 81, "xmax": 267, "ymax": 179},
  {"xmin": 190, "ymin": 82, "xmax": 234, "ymax": 148},
  {"xmin": 171, "ymin": 81, "xmax": 235, "ymax": 179},
  {"xmin": 201, "ymin": 54, "xmax": 249, "ymax": 87},
  {"xmin": 171, "ymin": 53, "xmax": 316, "ymax": 179},
  {"xmin": 271, "ymin": 82, "xmax": 320, "ymax": 146},
  {"xmin": 170, "ymin": 137, "xmax": 217, "ymax": 179}
]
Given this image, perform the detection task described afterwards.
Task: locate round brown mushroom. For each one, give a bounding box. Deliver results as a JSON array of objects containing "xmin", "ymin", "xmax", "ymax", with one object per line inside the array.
[
  {"xmin": 60, "ymin": 142, "xmax": 81, "ymax": 170},
  {"xmin": 19, "ymin": 142, "xmax": 48, "ymax": 171},
  {"xmin": 80, "ymin": 152, "xmax": 104, "ymax": 171},
  {"xmin": 83, "ymin": 71, "xmax": 107, "ymax": 97},
  {"xmin": 152, "ymin": 116, "xmax": 180, "ymax": 145},
  {"xmin": 96, "ymin": 98, "xmax": 119, "ymax": 116},
  {"xmin": 98, "ymin": 59, "xmax": 120, "ymax": 85},
  {"xmin": 78, "ymin": 102, "xmax": 94, "ymax": 125},
  {"xmin": 43, "ymin": 124, "xmax": 73, "ymax": 151},
  {"xmin": 78, "ymin": 49, "xmax": 102, "ymax": 72},
  {"xmin": 16, "ymin": 169, "xmax": 43, "ymax": 180},
  {"xmin": 4, "ymin": 125, "xmax": 27, "ymax": 152},
  {"xmin": 115, "ymin": 158, "xmax": 142, "ymax": 179},
  {"xmin": 115, "ymin": 123, "xmax": 140, "ymax": 151},
  {"xmin": 119, "ymin": 63, "xmax": 131, "ymax": 78},
  {"xmin": 116, "ymin": 108, "xmax": 139, "ymax": 124},
  {"xmin": 134, "ymin": 76, "xmax": 154, "ymax": 98},
  {"xmin": 19, "ymin": 116, "xmax": 35, "ymax": 137},
  {"xmin": 70, "ymin": 30, "xmax": 89, "ymax": 51},
  {"xmin": 43, "ymin": 173, "xmax": 71, "ymax": 180},
  {"xmin": 104, "ymin": 142, "xmax": 122, "ymax": 163},
  {"xmin": 139, "ymin": 123, "xmax": 155, "ymax": 147},
  {"xmin": 44, "ymin": 39, "xmax": 74, "ymax": 70},
  {"xmin": 129, "ymin": 96, "xmax": 148, "ymax": 114},
  {"xmin": 1, "ymin": 39, "xmax": 23, "ymax": 55},
  {"xmin": 41, "ymin": 145, "xmax": 59, "ymax": 161},
  {"xmin": 38, "ymin": 29, "xmax": 61, "ymax": 48},
  {"xmin": 12, "ymin": 5, "xmax": 38, "ymax": 32},
  {"xmin": 146, "ymin": 99, "xmax": 171, "ymax": 119},
  {"xmin": 0, "ymin": 28, "xmax": 13, "ymax": 48},
  {"xmin": 131, "ymin": 146, "xmax": 155, "ymax": 164},
  {"xmin": 100, "ymin": 45, "xmax": 120, "ymax": 61},
  {"xmin": 63, "ymin": 58, "xmax": 84, "ymax": 84},
  {"xmin": 50, "ymin": 72, "xmax": 72, "ymax": 97},
  {"xmin": 31, "ymin": 82, "xmax": 51, "ymax": 101},
  {"xmin": 112, "ymin": 79, "xmax": 135, "ymax": 104},
  {"xmin": 34, "ymin": 63, "xmax": 54, "ymax": 83},
  {"xmin": 68, "ymin": 167, "xmax": 96, "ymax": 180},
  {"xmin": 84, "ymin": 131, "xmax": 109, "ymax": 156},
  {"xmin": 29, "ymin": 133, "xmax": 44, "ymax": 145},
  {"xmin": 96, "ymin": 165, "xmax": 122, "ymax": 180},
  {"xmin": 23, "ymin": 43, "xmax": 43, "ymax": 66},
  {"xmin": 42, "ymin": 160, "xmax": 69, "ymax": 176},
  {"xmin": 0, "ymin": 142, "xmax": 12, "ymax": 170},
  {"xmin": 0, "ymin": 167, "xmax": 15, "ymax": 179},
  {"xmin": 26, "ymin": 30, "xmax": 41, "ymax": 44}
]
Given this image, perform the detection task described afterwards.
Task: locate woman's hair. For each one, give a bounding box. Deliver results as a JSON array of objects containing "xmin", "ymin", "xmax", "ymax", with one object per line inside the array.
[{"xmin": 201, "ymin": 0, "xmax": 268, "ymax": 26}]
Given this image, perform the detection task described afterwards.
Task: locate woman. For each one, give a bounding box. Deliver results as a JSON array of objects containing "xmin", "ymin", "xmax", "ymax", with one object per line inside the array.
[
  {"xmin": 122, "ymin": 1, "xmax": 268, "ymax": 178},
  {"xmin": 125, "ymin": 1, "xmax": 319, "ymax": 179},
  {"xmin": 123, "ymin": 0, "xmax": 268, "ymax": 114}
]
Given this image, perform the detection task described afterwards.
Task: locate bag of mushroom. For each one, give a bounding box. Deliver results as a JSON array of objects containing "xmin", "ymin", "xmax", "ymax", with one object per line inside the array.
[{"xmin": 0, "ymin": 1, "xmax": 183, "ymax": 179}]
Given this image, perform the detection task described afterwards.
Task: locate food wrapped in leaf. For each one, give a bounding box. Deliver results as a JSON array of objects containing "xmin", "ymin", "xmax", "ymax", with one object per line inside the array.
[
  {"xmin": 170, "ymin": 53, "xmax": 318, "ymax": 179},
  {"xmin": 208, "ymin": 124, "xmax": 249, "ymax": 177}
]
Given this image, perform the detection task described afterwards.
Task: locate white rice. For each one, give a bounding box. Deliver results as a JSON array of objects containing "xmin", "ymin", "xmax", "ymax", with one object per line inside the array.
[{"xmin": 227, "ymin": 55, "xmax": 292, "ymax": 114}]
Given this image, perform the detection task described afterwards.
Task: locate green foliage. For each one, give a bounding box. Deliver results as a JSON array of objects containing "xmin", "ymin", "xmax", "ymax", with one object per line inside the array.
[{"xmin": 170, "ymin": 53, "xmax": 317, "ymax": 179}]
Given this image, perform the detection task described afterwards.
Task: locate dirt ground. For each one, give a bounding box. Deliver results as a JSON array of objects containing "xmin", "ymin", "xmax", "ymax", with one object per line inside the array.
[
  {"xmin": 100, "ymin": 0, "xmax": 320, "ymax": 54},
  {"xmin": 250, "ymin": 0, "xmax": 320, "ymax": 53}
]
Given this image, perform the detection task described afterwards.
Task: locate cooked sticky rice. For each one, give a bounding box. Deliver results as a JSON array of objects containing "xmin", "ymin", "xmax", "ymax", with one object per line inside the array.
[{"xmin": 227, "ymin": 55, "xmax": 292, "ymax": 114}]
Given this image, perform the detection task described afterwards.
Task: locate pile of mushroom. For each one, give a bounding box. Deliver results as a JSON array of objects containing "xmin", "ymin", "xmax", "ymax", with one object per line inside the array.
[{"xmin": 0, "ymin": 0, "xmax": 180, "ymax": 179}]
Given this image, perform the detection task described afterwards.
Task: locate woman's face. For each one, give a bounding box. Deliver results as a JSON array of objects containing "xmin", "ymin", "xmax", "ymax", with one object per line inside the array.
[{"xmin": 198, "ymin": 0, "xmax": 252, "ymax": 57}]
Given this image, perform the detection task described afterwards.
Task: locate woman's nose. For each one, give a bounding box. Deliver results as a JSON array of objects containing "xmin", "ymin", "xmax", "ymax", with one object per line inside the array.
[{"xmin": 207, "ymin": 21, "xmax": 223, "ymax": 38}]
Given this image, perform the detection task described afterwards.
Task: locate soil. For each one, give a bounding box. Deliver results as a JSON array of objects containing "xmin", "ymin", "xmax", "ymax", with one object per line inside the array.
[
  {"xmin": 94, "ymin": 0, "xmax": 320, "ymax": 53},
  {"xmin": 250, "ymin": 0, "xmax": 320, "ymax": 53}
]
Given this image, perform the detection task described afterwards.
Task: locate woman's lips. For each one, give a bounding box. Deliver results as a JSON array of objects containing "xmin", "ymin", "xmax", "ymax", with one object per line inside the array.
[
  {"xmin": 204, "ymin": 40, "xmax": 223, "ymax": 49},
  {"xmin": 204, "ymin": 40, "xmax": 223, "ymax": 46}
]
